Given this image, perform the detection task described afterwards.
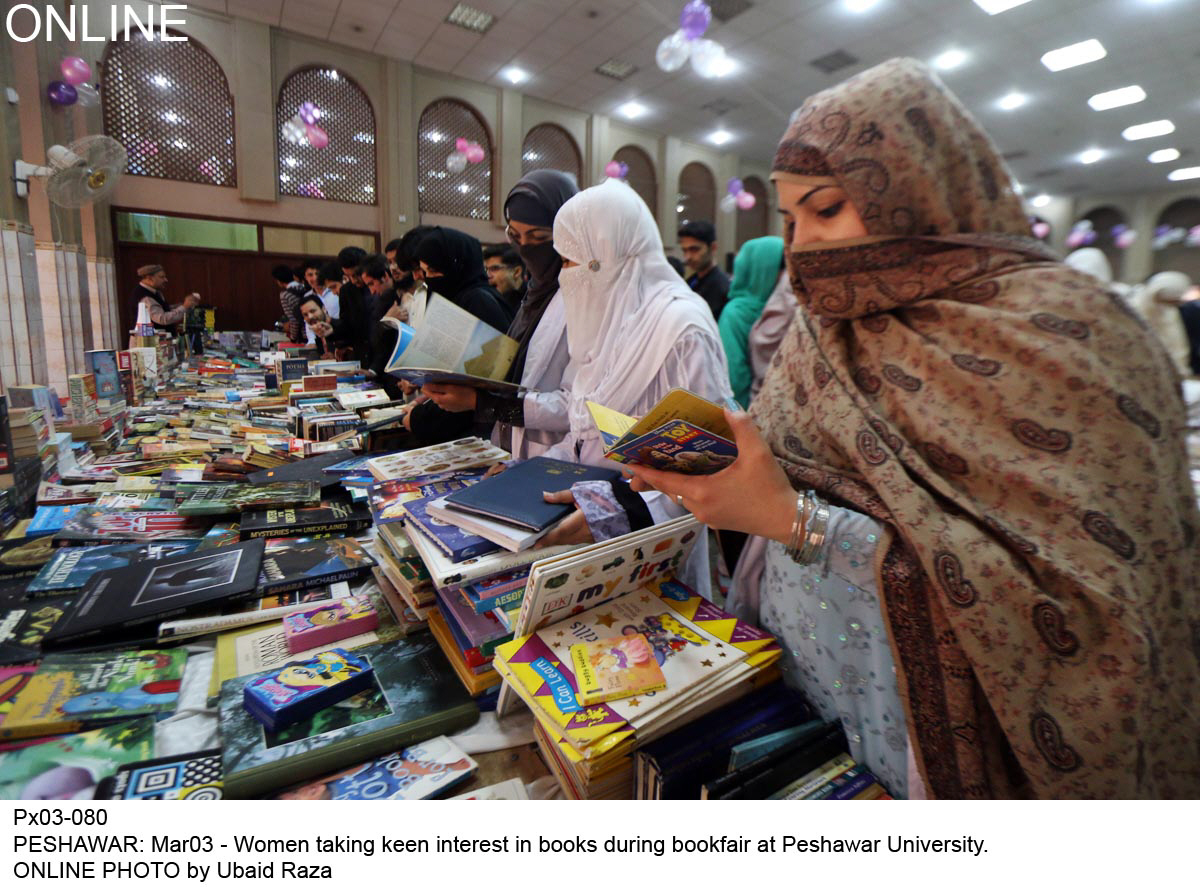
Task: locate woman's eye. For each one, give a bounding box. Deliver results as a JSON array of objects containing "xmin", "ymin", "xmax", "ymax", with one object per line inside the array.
[{"xmin": 816, "ymin": 201, "xmax": 845, "ymax": 220}]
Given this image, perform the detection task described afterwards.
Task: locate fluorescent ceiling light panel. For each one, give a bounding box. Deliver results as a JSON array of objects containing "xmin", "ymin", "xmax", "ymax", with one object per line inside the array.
[
  {"xmin": 446, "ymin": 3, "xmax": 494, "ymax": 33},
  {"xmin": 1122, "ymin": 119, "xmax": 1174, "ymax": 140},
  {"xmin": 1031, "ymin": 193, "xmax": 1051, "ymax": 207},
  {"xmin": 973, "ymin": 0, "xmax": 1034, "ymax": 13},
  {"xmin": 618, "ymin": 101, "xmax": 647, "ymax": 119},
  {"xmin": 1148, "ymin": 148, "xmax": 1180, "ymax": 164},
  {"xmin": 933, "ymin": 49, "xmax": 968, "ymax": 70},
  {"xmin": 1087, "ymin": 85, "xmax": 1145, "ymax": 111},
  {"xmin": 844, "ymin": 0, "xmax": 881, "ymax": 12},
  {"xmin": 1167, "ymin": 167, "xmax": 1200, "ymax": 181},
  {"xmin": 1079, "ymin": 148, "xmax": 1104, "ymax": 164},
  {"xmin": 709, "ymin": 129, "xmax": 733, "ymax": 146},
  {"xmin": 997, "ymin": 91, "xmax": 1027, "ymax": 111},
  {"xmin": 502, "ymin": 67, "xmax": 527, "ymax": 85},
  {"xmin": 1041, "ymin": 39, "xmax": 1106, "ymax": 71}
]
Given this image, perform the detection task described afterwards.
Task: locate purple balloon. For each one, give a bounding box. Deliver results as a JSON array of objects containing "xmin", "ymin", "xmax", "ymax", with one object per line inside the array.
[
  {"xmin": 618, "ymin": 162, "xmax": 629, "ymax": 178},
  {"xmin": 727, "ymin": 177, "xmax": 743, "ymax": 196},
  {"xmin": 298, "ymin": 101, "xmax": 320, "ymax": 125},
  {"xmin": 680, "ymin": 0, "xmax": 712, "ymax": 41},
  {"xmin": 46, "ymin": 80, "xmax": 77, "ymax": 106}
]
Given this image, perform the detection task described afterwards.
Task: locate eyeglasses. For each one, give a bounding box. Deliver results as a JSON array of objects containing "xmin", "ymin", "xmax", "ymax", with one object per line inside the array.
[
  {"xmin": 485, "ymin": 263, "xmax": 510, "ymax": 274},
  {"xmin": 505, "ymin": 224, "xmax": 553, "ymax": 247}
]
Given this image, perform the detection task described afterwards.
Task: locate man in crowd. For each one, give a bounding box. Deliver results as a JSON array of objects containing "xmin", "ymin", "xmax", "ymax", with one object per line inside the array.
[
  {"xmin": 678, "ymin": 220, "xmax": 730, "ymax": 320},
  {"xmin": 483, "ymin": 244, "xmax": 526, "ymax": 316},
  {"xmin": 298, "ymin": 294, "xmax": 335, "ymax": 359},
  {"xmin": 133, "ymin": 264, "xmax": 200, "ymax": 333},
  {"xmin": 337, "ymin": 246, "xmax": 370, "ymax": 366},
  {"xmin": 271, "ymin": 264, "xmax": 305, "ymax": 341}
]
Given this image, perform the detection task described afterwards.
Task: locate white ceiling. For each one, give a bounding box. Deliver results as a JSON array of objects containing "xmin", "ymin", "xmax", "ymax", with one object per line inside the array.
[{"xmin": 197, "ymin": 0, "xmax": 1200, "ymax": 198}]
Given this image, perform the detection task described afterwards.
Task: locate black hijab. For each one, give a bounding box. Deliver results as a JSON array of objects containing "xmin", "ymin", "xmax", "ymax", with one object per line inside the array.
[
  {"xmin": 502, "ymin": 170, "xmax": 579, "ymax": 381},
  {"xmin": 412, "ymin": 227, "xmax": 511, "ymax": 330}
]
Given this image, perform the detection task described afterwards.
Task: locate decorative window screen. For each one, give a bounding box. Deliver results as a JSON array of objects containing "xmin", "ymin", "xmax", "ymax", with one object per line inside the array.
[
  {"xmin": 277, "ymin": 67, "xmax": 377, "ymax": 205},
  {"xmin": 677, "ymin": 161, "xmax": 716, "ymax": 226},
  {"xmin": 522, "ymin": 124, "xmax": 582, "ymax": 181},
  {"xmin": 735, "ymin": 175, "xmax": 770, "ymax": 246},
  {"xmin": 101, "ymin": 32, "xmax": 235, "ymax": 186},
  {"xmin": 614, "ymin": 145, "xmax": 656, "ymax": 218},
  {"xmin": 417, "ymin": 99, "xmax": 493, "ymax": 220}
]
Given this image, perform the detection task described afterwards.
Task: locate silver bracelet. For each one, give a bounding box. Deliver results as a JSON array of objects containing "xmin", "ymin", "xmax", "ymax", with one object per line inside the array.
[
  {"xmin": 785, "ymin": 490, "xmax": 815, "ymax": 563},
  {"xmin": 796, "ymin": 500, "xmax": 830, "ymax": 566}
]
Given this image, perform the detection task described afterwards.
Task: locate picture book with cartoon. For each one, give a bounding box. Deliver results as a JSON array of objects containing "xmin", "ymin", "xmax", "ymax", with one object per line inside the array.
[{"xmin": 586, "ymin": 388, "xmax": 739, "ymax": 474}]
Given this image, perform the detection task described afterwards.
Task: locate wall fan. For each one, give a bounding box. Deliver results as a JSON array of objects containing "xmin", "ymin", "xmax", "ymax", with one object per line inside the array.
[{"xmin": 13, "ymin": 135, "xmax": 128, "ymax": 208}]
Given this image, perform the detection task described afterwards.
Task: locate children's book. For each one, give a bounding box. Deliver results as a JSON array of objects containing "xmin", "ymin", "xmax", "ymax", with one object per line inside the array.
[
  {"xmin": 159, "ymin": 581, "xmax": 351, "ymax": 643},
  {"xmin": 448, "ymin": 776, "xmax": 529, "ymax": 800},
  {"xmin": 384, "ymin": 293, "xmax": 520, "ymax": 391},
  {"xmin": 243, "ymin": 648, "xmax": 375, "ymax": 733},
  {"xmin": 460, "ymin": 567, "xmax": 529, "ymax": 614},
  {"xmin": 0, "ymin": 649, "xmax": 186, "ymax": 739},
  {"xmin": 402, "ymin": 494, "xmax": 500, "ymax": 563},
  {"xmin": 275, "ymin": 735, "xmax": 477, "ymax": 800},
  {"xmin": 0, "ymin": 665, "xmax": 36, "ymax": 733},
  {"xmin": 85, "ymin": 349, "xmax": 123, "ymax": 399},
  {"xmin": 41, "ymin": 540, "xmax": 266, "ymax": 650},
  {"xmin": 257, "ymin": 537, "xmax": 376, "ymax": 595},
  {"xmin": 0, "ymin": 718, "xmax": 156, "ymax": 800},
  {"xmin": 94, "ymin": 749, "xmax": 224, "ymax": 800},
  {"xmin": 569, "ymin": 633, "xmax": 667, "ymax": 706},
  {"xmin": 26, "ymin": 541, "xmax": 199, "ymax": 596},
  {"xmin": 219, "ymin": 634, "xmax": 479, "ymax": 798},
  {"xmin": 586, "ymin": 388, "xmax": 739, "ymax": 474},
  {"xmin": 366, "ymin": 438, "xmax": 508, "ymax": 482},
  {"xmin": 283, "ymin": 595, "xmax": 379, "ymax": 653}
]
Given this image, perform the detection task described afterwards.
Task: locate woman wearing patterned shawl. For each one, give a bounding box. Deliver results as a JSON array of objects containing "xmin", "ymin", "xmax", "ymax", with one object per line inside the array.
[{"xmin": 628, "ymin": 58, "xmax": 1200, "ymax": 798}]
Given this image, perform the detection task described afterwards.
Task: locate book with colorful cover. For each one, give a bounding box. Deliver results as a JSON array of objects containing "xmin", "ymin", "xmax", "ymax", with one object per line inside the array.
[
  {"xmin": 85, "ymin": 350, "xmax": 122, "ymax": 399},
  {"xmin": 367, "ymin": 438, "xmax": 508, "ymax": 482},
  {"xmin": 243, "ymin": 648, "xmax": 375, "ymax": 733},
  {"xmin": 0, "ymin": 649, "xmax": 186, "ymax": 739},
  {"xmin": 368, "ymin": 473, "xmax": 479, "ymax": 525},
  {"xmin": 569, "ymin": 633, "xmax": 667, "ymax": 706},
  {"xmin": 460, "ymin": 567, "xmax": 529, "ymax": 614},
  {"xmin": 0, "ymin": 665, "xmax": 36, "ymax": 733},
  {"xmin": 219, "ymin": 635, "xmax": 479, "ymax": 798},
  {"xmin": 257, "ymin": 537, "xmax": 376, "ymax": 596},
  {"xmin": 322, "ymin": 455, "xmax": 375, "ymax": 478},
  {"xmin": 0, "ymin": 594, "xmax": 74, "ymax": 665},
  {"xmin": 586, "ymin": 388, "xmax": 739, "ymax": 474},
  {"xmin": 239, "ymin": 499, "xmax": 372, "ymax": 540},
  {"xmin": 160, "ymin": 581, "xmax": 351, "ymax": 643},
  {"xmin": 275, "ymin": 735, "xmax": 477, "ymax": 800},
  {"xmin": 25, "ymin": 504, "xmax": 90, "ymax": 538},
  {"xmin": 495, "ymin": 577, "xmax": 779, "ymax": 760},
  {"xmin": 41, "ymin": 540, "xmax": 266, "ymax": 650},
  {"xmin": 176, "ymin": 480, "xmax": 321, "ymax": 516},
  {"xmin": 94, "ymin": 749, "xmax": 224, "ymax": 800},
  {"xmin": 403, "ymin": 494, "xmax": 500, "ymax": 563},
  {"xmin": 26, "ymin": 541, "xmax": 199, "ymax": 596},
  {"xmin": 52, "ymin": 508, "xmax": 209, "ymax": 546},
  {"xmin": 283, "ymin": 594, "xmax": 379, "ymax": 653},
  {"xmin": 0, "ymin": 718, "xmax": 156, "ymax": 800}
]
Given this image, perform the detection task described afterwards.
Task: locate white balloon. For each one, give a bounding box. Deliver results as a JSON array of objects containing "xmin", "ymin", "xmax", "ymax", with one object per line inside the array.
[
  {"xmin": 75, "ymin": 83, "xmax": 100, "ymax": 107},
  {"xmin": 719, "ymin": 194, "xmax": 738, "ymax": 214},
  {"xmin": 656, "ymin": 30, "xmax": 691, "ymax": 72},
  {"xmin": 446, "ymin": 151, "xmax": 468, "ymax": 173},
  {"xmin": 281, "ymin": 118, "xmax": 307, "ymax": 145},
  {"xmin": 690, "ymin": 38, "xmax": 727, "ymax": 78}
]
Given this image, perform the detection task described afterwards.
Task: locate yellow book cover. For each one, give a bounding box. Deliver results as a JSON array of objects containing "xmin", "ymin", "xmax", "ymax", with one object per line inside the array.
[{"xmin": 569, "ymin": 634, "xmax": 666, "ymax": 706}]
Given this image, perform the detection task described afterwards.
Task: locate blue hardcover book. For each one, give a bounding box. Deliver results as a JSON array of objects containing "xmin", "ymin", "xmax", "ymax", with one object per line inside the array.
[
  {"xmin": 461, "ymin": 567, "xmax": 529, "ymax": 614},
  {"xmin": 242, "ymin": 648, "xmax": 374, "ymax": 733},
  {"xmin": 402, "ymin": 494, "xmax": 500, "ymax": 563},
  {"xmin": 25, "ymin": 505, "xmax": 89, "ymax": 538},
  {"xmin": 85, "ymin": 350, "xmax": 122, "ymax": 399},
  {"xmin": 727, "ymin": 720, "xmax": 828, "ymax": 772},
  {"xmin": 441, "ymin": 457, "xmax": 620, "ymax": 532}
]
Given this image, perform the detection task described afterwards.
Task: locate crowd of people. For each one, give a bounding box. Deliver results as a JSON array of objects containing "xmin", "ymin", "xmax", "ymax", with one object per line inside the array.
[{"xmin": 233, "ymin": 58, "xmax": 1198, "ymax": 799}]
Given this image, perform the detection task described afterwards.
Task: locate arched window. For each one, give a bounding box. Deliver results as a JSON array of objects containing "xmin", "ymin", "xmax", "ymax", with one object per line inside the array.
[
  {"xmin": 1152, "ymin": 197, "xmax": 1200, "ymax": 279},
  {"xmin": 735, "ymin": 175, "xmax": 770, "ymax": 247},
  {"xmin": 1077, "ymin": 205, "xmax": 1128, "ymax": 280},
  {"xmin": 101, "ymin": 32, "xmax": 235, "ymax": 186},
  {"xmin": 614, "ymin": 145, "xmax": 656, "ymax": 217},
  {"xmin": 522, "ymin": 123, "xmax": 582, "ymax": 182},
  {"xmin": 417, "ymin": 99, "xmax": 493, "ymax": 220},
  {"xmin": 677, "ymin": 162, "xmax": 716, "ymax": 228},
  {"xmin": 277, "ymin": 67, "xmax": 377, "ymax": 205}
]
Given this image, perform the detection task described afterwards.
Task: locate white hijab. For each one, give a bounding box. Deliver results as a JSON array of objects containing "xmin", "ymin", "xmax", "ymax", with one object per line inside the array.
[
  {"xmin": 1131, "ymin": 271, "xmax": 1192, "ymax": 378},
  {"xmin": 553, "ymin": 178, "xmax": 725, "ymax": 439}
]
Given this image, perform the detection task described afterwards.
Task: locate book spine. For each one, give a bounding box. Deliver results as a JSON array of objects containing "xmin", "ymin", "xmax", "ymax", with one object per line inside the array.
[
  {"xmin": 467, "ymin": 584, "xmax": 526, "ymax": 615},
  {"xmin": 257, "ymin": 566, "xmax": 370, "ymax": 596},
  {"xmin": 771, "ymin": 754, "xmax": 856, "ymax": 800},
  {"xmin": 241, "ymin": 517, "xmax": 368, "ymax": 540}
]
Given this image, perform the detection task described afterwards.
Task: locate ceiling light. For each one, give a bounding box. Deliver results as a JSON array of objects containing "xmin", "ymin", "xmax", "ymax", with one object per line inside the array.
[
  {"xmin": 1122, "ymin": 119, "xmax": 1175, "ymax": 141},
  {"xmin": 1031, "ymin": 193, "xmax": 1052, "ymax": 207},
  {"xmin": 1041, "ymin": 39, "xmax": 1106, "ymax": 72},
  {"xmin": 1079, "ymin": 148, "xmax": 1104, "ymax": 165},
  {"xmin": 618, "ymin": 101, "xmax": 647, "ymax": 119},
  {"xmin": 1167, "ymin": 167, "xmax": 1200, "ymax": 181},
  {"xmin": 844, "ymin": 0, "xmax": 881, "ymax": 12},
  {"xmin": 1148, "ymin": 148, "xmax": 1180, "ymax": 164},
  {"xmin": 1087, "ymin": 85, "xmax": 1145, "ymax": 111},
  {"xmin": 502, "ymin": 67, "xmax": 527, "ymax": 85},
  {"xmin": 973, "ymin": 0, "xmax": 1034, "ymax": 12},
  {"xmin": 932, "ymin": 49, "xmax": 967, "ymax": 70},
  {"xmin": 708, "ymin": 128, "xmax": 733, "ymax": 146},
  {"xmin": 446, "ymin": 3, "xmax": 494, "ymax": 34},
  {"xmin": 596, "ymin": 59, "xmax": 637, "ymax": 80},
  {"xmin": 997, "ymin": 91, "xmax": 1027, "ymax": 111}
]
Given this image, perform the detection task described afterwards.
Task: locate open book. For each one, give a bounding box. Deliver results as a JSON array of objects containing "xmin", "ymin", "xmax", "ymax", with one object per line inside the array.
[
  {"xmin": 587, "ymin": 388, "xmax": 739, "ymax": 474},
  {"xmin": 383, "ymin": 293, "xmax": 520, "ymax": 391}
]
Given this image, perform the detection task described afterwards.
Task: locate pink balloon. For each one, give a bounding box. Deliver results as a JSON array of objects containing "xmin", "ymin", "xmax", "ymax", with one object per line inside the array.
[
  {"xmin": 1031, "ymin": 221, "xmax": 1050, "ymax": 239},
  {"xmin": 465, "ymin": 144, "xmax": 485, "ymax": 164},
  {"xmin": 735, "ymin": 190, "xmax": 756, "ymax": 210},
  {"xmin": 455, "ymin": 137, "xmax": 470, "ymax": 153},
  {"xmin": 604, "ymin": 160, "xmax": 623, "ymax": 179},
  {"xmin": 305, "ymin": 123, "xmax": 329, "ymax": 148},
  {"xmin": 1115, "ymin": 230, "xmax": 1137, "ymax": 249},
  {"xmin": 60, "ymin": 56, "xmax": 91, "ymax": 86}
]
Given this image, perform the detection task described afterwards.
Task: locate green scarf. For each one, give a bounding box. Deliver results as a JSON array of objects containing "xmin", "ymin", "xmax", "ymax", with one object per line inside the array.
[{"xmin": 717, "ymin": 235, "xmax": 784, "ymax": 407}]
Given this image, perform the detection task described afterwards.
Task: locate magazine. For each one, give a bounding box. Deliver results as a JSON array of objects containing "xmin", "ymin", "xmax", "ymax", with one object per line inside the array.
[{"xmin": 384, "ymin": 294, "xmax": 520, "ymax": 391}]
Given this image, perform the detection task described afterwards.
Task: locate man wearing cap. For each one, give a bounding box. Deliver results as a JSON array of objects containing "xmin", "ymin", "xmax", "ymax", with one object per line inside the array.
[{"xmin": 133, "ymin": 264, "xmax": 200, "ymax": 333}]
